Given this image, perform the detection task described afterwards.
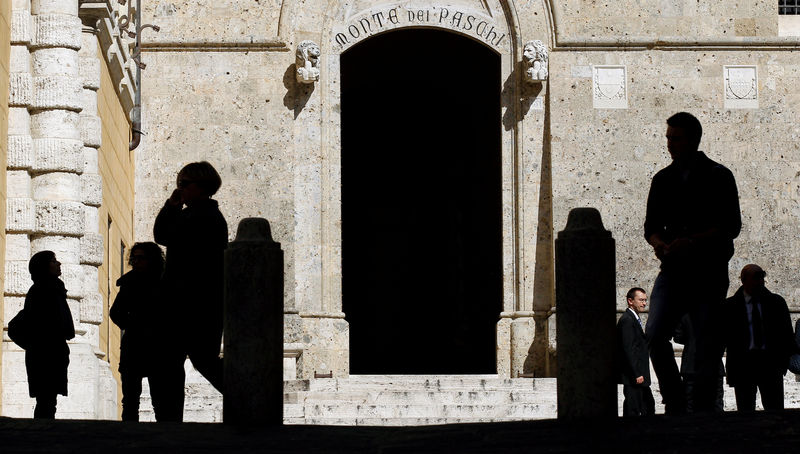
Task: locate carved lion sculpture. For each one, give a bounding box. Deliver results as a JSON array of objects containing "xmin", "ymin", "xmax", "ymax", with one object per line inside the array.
[
  {"xmin": 296, "ymin": 40, "xmax": 321, "ymax": 84},
  {"xmin": 523, "ymin": 40, "xmax": 548, "ymax": 82}
]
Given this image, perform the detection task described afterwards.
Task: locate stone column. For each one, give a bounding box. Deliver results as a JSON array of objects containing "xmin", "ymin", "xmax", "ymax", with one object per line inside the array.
[
  {"xmin": 223, "ymin": 218, "xmax": 284, "ymax": 425},
  {"xmin": 555, "ymin": 207, "xmax": 616, "ymax": 420},
  {"xmin": 2, "ymin": 0, "xmax": 35, "ymax": 417}
]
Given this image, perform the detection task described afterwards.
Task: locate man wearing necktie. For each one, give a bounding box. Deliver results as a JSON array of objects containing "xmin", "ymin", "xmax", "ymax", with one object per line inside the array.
[
  {"xmin": 617, "ymin": 287, "xmax": 655, "ymax": 416},
  {"xmin": 723, "ymin": 264, "xmax": 795, "ymax": 411}
]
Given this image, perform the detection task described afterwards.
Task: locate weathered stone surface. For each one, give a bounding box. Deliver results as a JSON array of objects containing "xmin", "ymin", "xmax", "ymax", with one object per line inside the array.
[
  {"xmin": 7, "ymin": 135, "xmax": 33, "ymax": 169},
  {"xmin": 34, "ymin": 200, "xmax": 85, "ymax": 235},
  {"xmin": 30, "ymin": 75, "xmax": 83, "ymax": 111},
  {"xmin": 10, "ymin": 9, "xmax": 31, "ymax": 44},
  {"xmin": 31, "ymin": 14, "xmax": 82, "ymax": 50},
  {"xmin": 8, "ymin": 73, "xmax": 32, "ymax": 106},
  {"xmin": 32, "ymin": 138, "xmax": 83, "ymax": 173},
  {"xmin": 30, "ymin": 235, "xmax": 80, "ymax": 264},
  {"xmin": 80, "ymin": 56, "xmax": 101, "ymax": 90},
  {"xmin": 4, "ymin": 260, "xmax": 33, "ymax": 296},
  {"xmin": 6, "ymin": 171, "xmax": 31, "ymax": 199},
  {"xmin": 79, "ymin": 232, "xmax": 103, "ymax": 266},
  {"xmin": 80, "ymin": 173, "xmax": 102, "ymax": 207},
  {"xmin": 6, "ymin": 198, "xmax": 35, "ymax": 233},
  {"xmin": 80, "ymin": 291, "xmax": 104, "ymax": 325},
  {"xmin": 32, "ymin": 172, "xmax": 81, "ymax": 200},
  {"xmin": 80, "ymin": 114, "xmax": 101, "ymax": 148}
]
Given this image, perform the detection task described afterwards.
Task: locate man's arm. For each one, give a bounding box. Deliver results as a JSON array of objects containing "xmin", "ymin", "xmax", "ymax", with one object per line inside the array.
[{"xmin": 153, "ymin": 194, "xmax": 182, "ymax": 247}]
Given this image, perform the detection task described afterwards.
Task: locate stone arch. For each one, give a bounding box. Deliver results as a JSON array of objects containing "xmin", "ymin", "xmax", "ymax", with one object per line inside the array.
[
  {"xmin": 286, "ymin": 0, "xmax": 554, "ymax": 377},
  {"xmin": 317, "ymin": 0, "xmax": 523, "ymax": 313}
]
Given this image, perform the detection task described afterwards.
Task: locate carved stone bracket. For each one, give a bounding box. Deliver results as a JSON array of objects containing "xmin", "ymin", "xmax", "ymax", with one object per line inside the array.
[
  {"xmin": 296, "ymin": 40, "xmax": 321, "ymax": 84},
  {"xmin": 523, "ymin": 40, "xmax": 548, "ymax": 82}
]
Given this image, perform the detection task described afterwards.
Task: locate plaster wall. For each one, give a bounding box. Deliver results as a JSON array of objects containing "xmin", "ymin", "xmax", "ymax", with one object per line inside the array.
[{"xmin": 96, "ymin": 41, "xmax": 134, "ymax": 418}]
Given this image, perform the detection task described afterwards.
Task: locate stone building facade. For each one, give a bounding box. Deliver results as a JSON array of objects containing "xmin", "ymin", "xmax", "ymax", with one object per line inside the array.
[{"xmin": 2, "ymin": 0, "xmax": 800, "ymax": 419}]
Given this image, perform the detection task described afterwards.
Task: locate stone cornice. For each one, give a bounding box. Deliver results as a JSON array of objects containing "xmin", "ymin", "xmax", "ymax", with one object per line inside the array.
[
  {"xmin": 552, "ymin": 36, "xmax": 800, "ymax": 52},
  {"xmin": 141, "ymin": 38, "xmax": 289, "ymax": 53},
  {"xmin": 78, "ymin": 0, "xmax": 136, "ymax": 118}
]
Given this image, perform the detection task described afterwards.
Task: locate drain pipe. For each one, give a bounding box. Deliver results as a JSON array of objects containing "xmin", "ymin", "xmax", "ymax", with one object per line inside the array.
[{"xmin": 127, "ymin": 0, "xmax": 159, "ymax": 151}]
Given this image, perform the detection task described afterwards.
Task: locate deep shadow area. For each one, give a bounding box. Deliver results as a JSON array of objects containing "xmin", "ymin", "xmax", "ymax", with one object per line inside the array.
[
  {"xmin": 341, "ymin": 29, "xmax": 502, "ymax": 374},
  {"xmin": 3, "ymin": 411, "xmax": 800, "ymax": 453}
]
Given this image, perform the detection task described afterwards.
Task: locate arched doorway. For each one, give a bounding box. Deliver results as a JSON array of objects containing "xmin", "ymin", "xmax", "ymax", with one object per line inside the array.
[{"xmin": 341, "ymin": 28, "xmax": 502, "ymax": 374}]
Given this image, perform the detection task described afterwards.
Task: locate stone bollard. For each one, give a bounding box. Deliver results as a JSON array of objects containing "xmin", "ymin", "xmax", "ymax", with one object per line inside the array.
[
  {"xmin": 555, "ymin": 208, "xmax": 617, "ymax": 420},
  {"xmin": 223, "ymin": 218, "xmax": 284, "ymax": 425}
]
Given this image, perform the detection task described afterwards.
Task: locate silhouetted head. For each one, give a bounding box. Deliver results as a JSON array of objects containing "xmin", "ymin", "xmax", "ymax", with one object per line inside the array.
[
  {"xmin": 129, "ymin": 242, "xmax": 165, "ymax": 275},
  {"xmin": 666, "ymin": 112, "xmax": 702, "ymax": 161},
  {"xmin": 740, "ymin": 264, "xmax": 766, "ymax": 296},
  {"xmin": 176, "ymin": 161, "xmax": 222, "ymax": 204},
  {"xmin": 29, "ymin": 250, "xmax": 61, "ymax": 282},
  {"xmin": 626, "ymin": 287, "xmax": 648, "ymax": 314}
]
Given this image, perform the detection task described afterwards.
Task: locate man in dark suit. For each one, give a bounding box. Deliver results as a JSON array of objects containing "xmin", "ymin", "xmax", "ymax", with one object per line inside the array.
[
  {"xmin": 618, "ymin": 287, "xmax": 655, "ymax": 416},
  {"xmin": 723, "ymin": 264, "xmax": 795, "ymax": 411}
]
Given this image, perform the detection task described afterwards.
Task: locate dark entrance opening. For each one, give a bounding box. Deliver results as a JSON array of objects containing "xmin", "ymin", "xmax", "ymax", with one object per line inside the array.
[{"xmin": 341, "ymin": 29, "xmax": 502, "ymax": 374}]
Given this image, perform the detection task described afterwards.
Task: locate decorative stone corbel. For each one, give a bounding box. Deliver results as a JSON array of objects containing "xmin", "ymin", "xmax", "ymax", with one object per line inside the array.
[
  {"xmin": 296, "ymin": 40, "xmax": 321, "ymax": 84},
  {"xmin": 523, "ymin": 40, "xmax": 549, "ymax": 82}
]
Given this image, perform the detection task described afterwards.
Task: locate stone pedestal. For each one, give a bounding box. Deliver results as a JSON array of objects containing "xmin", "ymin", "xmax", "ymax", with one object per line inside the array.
[
  {"xmin": 223, "ymin": 218, "xmax": 284, "ymax": 426},
  {"xmin": 555, "ymin": 208, "xmax": 616, "ymax": 420}
]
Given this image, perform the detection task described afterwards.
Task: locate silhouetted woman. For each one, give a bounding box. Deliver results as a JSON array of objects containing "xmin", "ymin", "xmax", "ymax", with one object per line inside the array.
[
  {"xmin": 24, "ymin": 250, "xmax": 75, "ymax": 419},
  {"xmin": 154, "ymin": 161, "xmax": 228, "ymax": 403},
  {"xmin": 110, "ymin": 242, "xmax": 171, "ymax": 421}
]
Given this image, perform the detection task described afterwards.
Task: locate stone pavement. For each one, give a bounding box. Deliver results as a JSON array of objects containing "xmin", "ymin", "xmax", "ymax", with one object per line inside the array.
[{"xmin": 2, "ymin": 410, "xmax": 800, "ymax": 453}]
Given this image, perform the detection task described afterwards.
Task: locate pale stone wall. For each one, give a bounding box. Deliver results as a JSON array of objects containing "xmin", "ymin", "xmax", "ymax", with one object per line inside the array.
[
  {"xmin": 554, "ymin": 0, "xmax": 779, "ymax": 40},
  {"xmin": 0, "ymin": 0, "xmax": 13, "ymax": 409},
  {"xmin": 549, "ymin": 48, "xmax": 800, "ymax": 310},
  {"xmin": 127, "ymin": 0, "xmax": 800, "ymax": 386}
]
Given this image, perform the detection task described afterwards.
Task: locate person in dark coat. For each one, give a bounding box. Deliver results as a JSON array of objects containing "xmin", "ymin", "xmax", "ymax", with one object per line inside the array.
[
  {"xmin": 24, "ymin": 250, "xmax": 75, "ymax": 419},
  {"xmin": 644, "ymin": 112, "xmax": 741, "ymax": 414},
  {"xmin": 617, "ymin": 287, "xmax": 655, "ymax": 416},
  {"xmin": 154, "ymin": 161, "xmax": 228, "ymax": 401},
  {"xmin": 110, "ymin": 242, "xmax": 183, "ymax": 421},
  {"xmin": 723, "ymin": 264, "xmax": 795, "ymax": 411}
]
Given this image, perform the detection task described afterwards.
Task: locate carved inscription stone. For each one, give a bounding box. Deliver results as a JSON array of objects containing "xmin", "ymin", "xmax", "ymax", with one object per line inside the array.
[
  {"xmin": 724, "ymin": 65, "xmax": 758, "ymax": 109},
  {"xmin": 592, "ymin": 65, "xmax": 628, "ymax": 109},
  {"xmin": 333, "ymin": 6, "xmax": 507, "ymax": 52}
]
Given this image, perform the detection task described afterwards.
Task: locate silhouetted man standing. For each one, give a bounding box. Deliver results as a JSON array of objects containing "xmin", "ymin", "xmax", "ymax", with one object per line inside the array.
[
  {"xmin": 644, "ymin": 112, "xmax": 741, "ymax": 414},
  {"xmin": 724, "ymin": 264, "xmax": 794, "ymax": 412},
  {"xmin": 617, "ymin": 287, "xmax": 655, "ymax": 416}
]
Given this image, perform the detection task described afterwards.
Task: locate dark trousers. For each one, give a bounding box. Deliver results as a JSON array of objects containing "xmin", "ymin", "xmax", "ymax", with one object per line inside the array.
[
  {"xmin": 733, "ymin": 351, "xmax": 785, "ymax": 412},
  {"xmin": 148, "ymin": 357, "xmax": 187, "ymax": 422},
  {"xmin": 646, "ymin": 267, "xmax": 728, "ymax": 413},
  {"xmin": 185, "ymin": 324, "xmax": 224, "ymax": 393},
  {"xmin": 33, "ymin": 394, "xmax": 57, "ymax": 419},
  {"xmin": 120, "ymin": 371, "xmax": 143, "ymax": 421},
  {"xmin": 623, "ymin": 384, "xmax": 655, "ymax": 417}
]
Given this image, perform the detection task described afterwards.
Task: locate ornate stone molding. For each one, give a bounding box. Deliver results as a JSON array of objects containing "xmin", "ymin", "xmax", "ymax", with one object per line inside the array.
[{"xmin": 296, "ymin": 40, "xmax": 320, "ymax": 84}]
